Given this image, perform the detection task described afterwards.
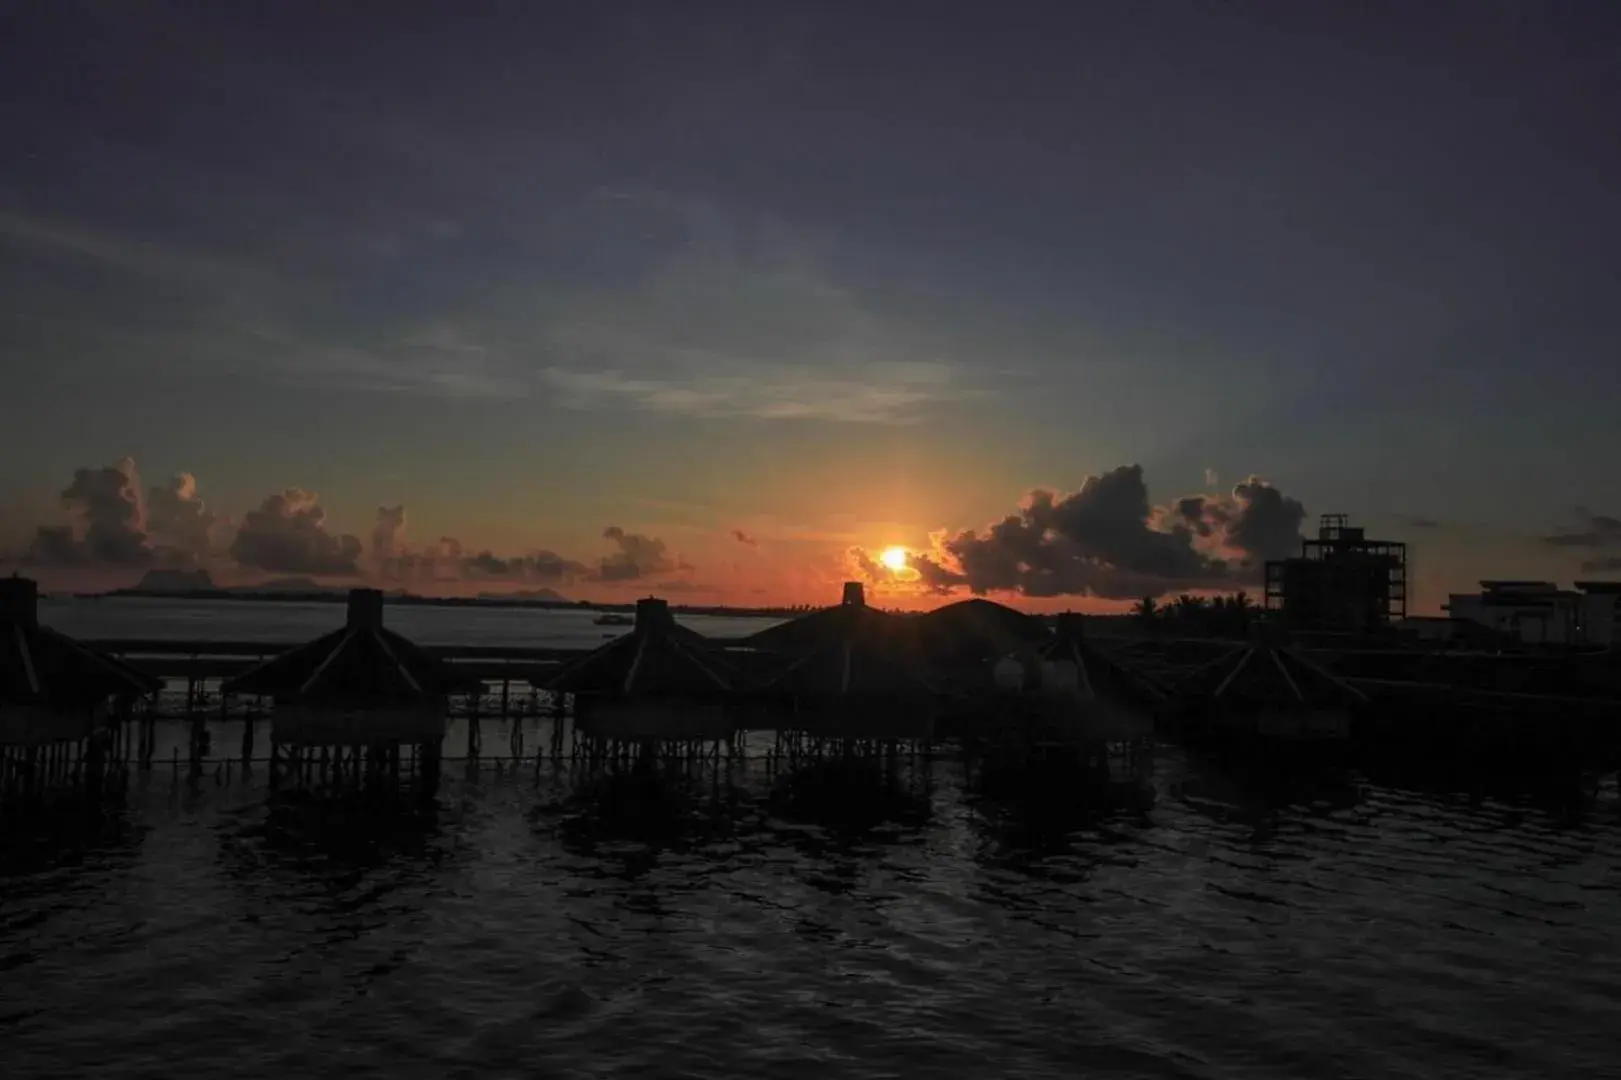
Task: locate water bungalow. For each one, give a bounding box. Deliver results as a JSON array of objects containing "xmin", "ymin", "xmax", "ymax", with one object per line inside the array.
[
  {"xmin": 743, "ymin": 582, "xmax": 940, "ymax": 742},
  {"xmin": 1, "ymin": 575, "xmax": 160, "ymax": 797},
  {"xmin": 915, "ymin": 597, "xmax": 1052, "ymax": 671},
  {"xmin": 219, "ymin": 588, "xmax": 482, "ymax": 788},
  {"xmin": 1167, "ymin": 639, "xmax": 1366, "ymax": 745},
  {"xmin": 544, "ymin": 596, "xmax": 735, "ymax": 744},
  {"xmin": 992, "ymin": 613, "xmax": 1168, "ymax": 742}
]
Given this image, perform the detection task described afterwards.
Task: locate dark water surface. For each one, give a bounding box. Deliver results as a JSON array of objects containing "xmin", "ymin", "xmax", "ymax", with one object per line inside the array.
[{"xmin": 4, "ymin": 747, "xmax": 1619, "ymax": 1079}]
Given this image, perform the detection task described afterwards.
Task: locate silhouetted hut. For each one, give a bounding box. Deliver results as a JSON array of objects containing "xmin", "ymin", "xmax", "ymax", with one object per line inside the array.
[
  {"xmin": 992, "ymin": 613, "xmax": 1167, "ymax": 741},
  {"xmin": 1170, "ymin": 641, "xmax": 1367, "ymax": 742},
  {"xmin": 2, "ymin": 576, "xmax": 159, "ymax": 790},
  {"xmin": 746, "ymin": 582, "xmax": 938, "ymax": 739},
  {"xmin": 545, "ymin": 597, "xmax": 735, "ymax": 741},
  {"xmin": 221, "ymin": 588, "xmax": 481, "ymax": 753},
  {"xmin": 916, "ymin": 597, "xmax": 1052, "ymax": 673}
]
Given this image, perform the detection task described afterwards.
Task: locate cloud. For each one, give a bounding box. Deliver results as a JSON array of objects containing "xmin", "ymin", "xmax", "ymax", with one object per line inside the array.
[
  {"xmin": 1544, "ymin": 509, "xmax": 1621, "ymax": 572},
  {"xmin": 730, "ymin": 528, "xmax": 758, "ymax": 546},
  {"xmin": 9, "ymin": 459, "xmax": 691, "ymax": 590},
  {"xmin": 1400, "ymin": 515, "xmax": 1442, "ymax": 529},
  {"xmin": 529, "ymin": 196, "xmax": 977, "ymax": 423},
  {"xmin": 146, "ymin": 472, "xmax": 219, "ymax": 566},
  {"xmin": 372, "ymin": 505, "xmax": 407, "ymax": 565},
  {"xmin": 593, "ymin": 525, "xmax": 689, "ymax": 582},
  {"xmin": 850, "ymin": 465, "xmax": 1308, "ymax": 600},
  {"xmin": 537, "ymin": 360, "xmax": 968, "ymax": 424},
  {"xmin": 229, "ymin": 489, "xmax": 363, "ymax": 576},
  {"xmin": 25, "ymin": 457, "xmax": 151, "ymax": 567},
  {"xmin": 368, "ymin": 511, "xmax": 589, "ymax": 584},
  {"xmin": 1543, "ymin": 510, "xmax": 1621, "ymax": 549}
]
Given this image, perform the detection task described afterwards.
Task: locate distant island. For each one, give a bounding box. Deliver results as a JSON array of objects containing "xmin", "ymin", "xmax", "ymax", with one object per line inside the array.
[{"xmin": 99, "ymin": 568, "xmax": 814, "ymax": 619}]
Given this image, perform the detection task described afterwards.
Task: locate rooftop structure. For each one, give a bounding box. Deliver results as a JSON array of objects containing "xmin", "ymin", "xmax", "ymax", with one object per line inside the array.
[
  {"xmin": 1445, "ymin": 580, "xmax": 1618, "ymax": 646},
  {"xmin": 545, "ymin": 597, "xmax": 735, "ymax": 741},
  {"xmin": 220, "ymin": 588, "xmax": 483, "ymax": 747},
  {"xmin": 1264, "ymin": 513, "xmax": 1407, "ymax": 632},
  {"xmin": 746, "ymin": 583, "xmax": 938, "ymax": 739},
  {"xmin": 1172, "ymin": 641, "xmax": 1367, "ymax": 741},
  {"xmin": 915, "ymin": 597, "xmax": 1051, "ymax": 668},
  {"xmin": 2, "ymin": 575, "xmax": 161, "ymax": 747}
]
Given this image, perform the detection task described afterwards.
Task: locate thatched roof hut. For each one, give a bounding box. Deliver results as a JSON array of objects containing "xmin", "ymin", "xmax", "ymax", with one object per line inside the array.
[
  {"xmin": 1171, "ymin": 641, "xmax": 1367, "ymax": 740},
  {"xmin": 545, "ymin": 597, "xmax": 734, "ymax": 740},
  {"xmin": 746, "ymin": 583, "xmax": 939, "ymax": 739},
  {"xmin": 745, "ymin": 581, "xmax": 915, "ymax": 655},
  {"xmin": 916, "ymin": 597, "xmax": 1051, "ymax": 669},
  {"xmin": 1025, "ymin": 614, "xmax": 1168, "ymax": 709},
  {"xmin": 221, "ymin": 588, "xmax": 481, "ymax": 746},
  {"xmin": 1, "ymin": 576, "xmax": 162, "ymax": 746}
]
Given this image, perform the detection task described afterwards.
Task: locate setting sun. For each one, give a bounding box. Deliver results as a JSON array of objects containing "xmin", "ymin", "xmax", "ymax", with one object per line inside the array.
[{"xmin": 879, "ymin": 546, "xmax": 910, "ymax": 571}]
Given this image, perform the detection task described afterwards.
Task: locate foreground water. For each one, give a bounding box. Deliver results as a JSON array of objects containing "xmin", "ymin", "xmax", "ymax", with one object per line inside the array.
[
  {"xmin": 4, "ymin": 747, "xmax": 1618, "ymax": 1079},
  {"xmin": 7, "ymin": 597, "xmax": 1621, "ymax": 1076}
]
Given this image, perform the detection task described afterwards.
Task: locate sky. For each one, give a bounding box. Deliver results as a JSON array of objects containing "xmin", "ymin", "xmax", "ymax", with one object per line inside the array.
[{"xmin": 3, "ymin": 1, "xmax": 1620, "ymax": 611}]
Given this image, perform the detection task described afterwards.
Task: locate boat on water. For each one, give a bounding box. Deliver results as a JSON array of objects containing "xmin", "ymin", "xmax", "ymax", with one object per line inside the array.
[{"xmin": 593, "ymin": 612, "xmax": 634, "ymax": 627}]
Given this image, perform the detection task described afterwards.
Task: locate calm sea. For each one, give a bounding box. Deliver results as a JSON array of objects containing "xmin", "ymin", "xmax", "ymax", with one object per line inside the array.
[{"xmin": 4, "ymin": 598, "xmax": 1619, "ymax": 1078}]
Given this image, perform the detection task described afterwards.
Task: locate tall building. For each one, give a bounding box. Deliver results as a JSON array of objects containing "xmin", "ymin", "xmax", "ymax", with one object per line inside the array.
[{"xmin": 1264, "ymin": 514, "xmax": 1408, "ymax": 632}]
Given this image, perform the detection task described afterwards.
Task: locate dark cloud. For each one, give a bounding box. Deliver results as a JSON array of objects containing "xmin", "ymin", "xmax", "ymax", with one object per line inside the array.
[
  {"xmin": 27, "ymin": 457, "xmax": 152, "ymax": 566},
  {"xmin": 594, "ymin": 525, "xmax": 688, "ymax": 582},
  {"xmin": 26, "ymin": 525, "xmax": 86, "ymax": 567},
  {"xmin": 1544, "ymin": 509, "xmax": 1621, "ymax": 573},
  {"xmin": 229, "ymin": 488, "xmax": 363, "ymax": 576},
  {"xmin": 370, "ymin": 514, "xmax": 589, "ymax": 584},
  {"xmin": 730, "ymin": 527, "xmax": 758, "ymax": 546},
  {"xmin": 1543, "ymin": 511, "xmax": 1621, "ymax": 549},
  {"xmin": 851, "ymin": 464, "xmax": 1308, "ymax": 601}
]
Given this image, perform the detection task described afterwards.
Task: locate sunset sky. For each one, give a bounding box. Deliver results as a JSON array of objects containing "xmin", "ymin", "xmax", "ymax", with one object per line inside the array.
[{"xmin": 4, "ymin": 2, "xmax": 1620, "ymax": 611}]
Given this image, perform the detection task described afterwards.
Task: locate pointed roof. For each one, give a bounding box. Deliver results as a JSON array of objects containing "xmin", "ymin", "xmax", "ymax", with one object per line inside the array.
[
  {"xmin": 221, "ymin": 588, "xmax": 483, "ymax": 703},
  {"xmin": 1032, "ymin": 613, "xmax": 1168, "ymax": 707},
  {"xmin": 1, "ymin": 576, "xmax": 162, "ymax": 707},
  {"xmin": 1173, "ymin": 642, "xmax": 1367, "ymax": 708},
  {"xmin": 917, "ymin": 597, "xmax": 1051, "ymax": 666},
  {"xmin": 748, "ymin": 583, "xmax": 938, "ymax": 700},
  {"xmin": 545, "ymin": 596, "xmax": 732, "ymax": 698},
  {"xmin": 760, "ymin": 618, "xmax": 940, "ymax": 700},
  {"xmin": 744, "ymin": 581, "xmax": 919, "ymax": 656}
]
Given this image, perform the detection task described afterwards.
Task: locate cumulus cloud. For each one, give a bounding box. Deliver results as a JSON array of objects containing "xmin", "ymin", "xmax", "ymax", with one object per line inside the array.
[
  {"xmin": 28, "ymin": 457, "xmax": 152, "ymax": 566},
  {"xmin": 146, "ymin": 472, "xmax": 219, "ymax": 566},
  {"xmin": 850, "ymin": 464, "xmax": 1308, "ymax": 600},
  {"xmin": 10, "ymin": 459, "xmax": 695, "ymax": 590},
  {"xmin": 1544, "ymin": 509, "xmax": 1621, "ymax": 572},
  {"xmin": 594, "ymin": 525, "xmax": 689, "ymax": 582},
  {"xmin": 368, "ymin": 510, "xmax": 589, "ymax": 584},
  {"xmin": 229, "ymin": 489, "xmax": 363, "ymax": 576}
]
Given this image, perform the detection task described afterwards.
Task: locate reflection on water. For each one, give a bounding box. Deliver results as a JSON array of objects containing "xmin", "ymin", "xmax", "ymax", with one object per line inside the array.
[{"xmin": 3, "ymin": 743, "xmax": 1619, "ymax": 1078}]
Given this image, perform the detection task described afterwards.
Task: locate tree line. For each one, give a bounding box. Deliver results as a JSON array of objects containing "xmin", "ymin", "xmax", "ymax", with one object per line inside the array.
[{"xmin": 1130, "ymin": 591, "xmax": 1259, "ymax": 637}]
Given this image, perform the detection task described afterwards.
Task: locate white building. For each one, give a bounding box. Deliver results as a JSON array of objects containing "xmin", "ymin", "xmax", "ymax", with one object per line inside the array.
[{"xmin": 1444, "ymin": 580, "xmax": 1620, "ymax": 646}]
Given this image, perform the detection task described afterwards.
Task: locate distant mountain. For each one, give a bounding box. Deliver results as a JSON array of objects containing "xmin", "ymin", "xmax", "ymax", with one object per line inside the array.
[
  {"xmin": 476, "ymin": 587, "xmax": 568, "ymax": 603},
  {"xmin": 131, "ymin": 567, "xmax": 216, "ymax": 593},
  {"xmin": 237, "ymin": 577, "xmax": 343, "ymax": 594}
]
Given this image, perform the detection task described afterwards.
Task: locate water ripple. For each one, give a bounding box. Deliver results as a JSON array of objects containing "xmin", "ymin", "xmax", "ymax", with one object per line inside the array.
[{"xmin": 4, "ymin": 748, "xmax": 1620, "ymax": 1078}]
